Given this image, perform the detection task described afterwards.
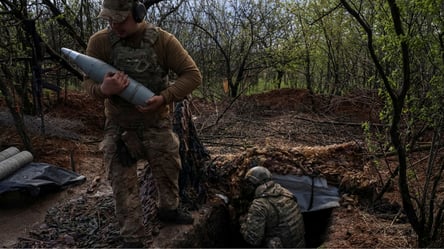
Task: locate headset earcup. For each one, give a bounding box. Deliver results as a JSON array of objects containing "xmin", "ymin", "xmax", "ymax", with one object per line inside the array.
[{"xmin": 133, "ymin": 1, "xmax": 146, "ymax": 23}]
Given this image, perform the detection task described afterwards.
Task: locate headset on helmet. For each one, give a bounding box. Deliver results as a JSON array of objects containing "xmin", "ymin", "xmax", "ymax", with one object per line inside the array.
[{"xmin": 132, "ymin": 0, "xmax": 146, "ymax": 23}]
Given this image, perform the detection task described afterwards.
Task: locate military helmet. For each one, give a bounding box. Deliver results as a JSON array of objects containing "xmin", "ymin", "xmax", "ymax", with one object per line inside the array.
[{"xmin": 245, "ymin": 166, "xmax": 272, "ymax": 186}]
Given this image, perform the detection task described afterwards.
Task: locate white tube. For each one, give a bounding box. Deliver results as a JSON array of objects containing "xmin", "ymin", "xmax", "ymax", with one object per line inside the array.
[
  {"xmin": 0, "ymin": 147, "xmax": 20, "ymax": 162},
  {"xmin": 0, "ymin": 151, "xmax": 34, "ymax": 180},
  {"xmin": 61, "ymin": 47, "xmax": 155, "ymax": 106}
]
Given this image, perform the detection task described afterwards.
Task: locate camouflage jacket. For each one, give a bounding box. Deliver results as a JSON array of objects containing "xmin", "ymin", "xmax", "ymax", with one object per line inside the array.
[{"xmin": 240, "ymin": 181, "xmax": 305, "ymax": 248}]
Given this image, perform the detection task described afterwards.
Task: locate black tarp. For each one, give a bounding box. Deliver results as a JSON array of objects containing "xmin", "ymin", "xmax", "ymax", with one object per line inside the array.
[{"xmin": 0, "ymin": 162, "xmax": 85, "ymax": 207}]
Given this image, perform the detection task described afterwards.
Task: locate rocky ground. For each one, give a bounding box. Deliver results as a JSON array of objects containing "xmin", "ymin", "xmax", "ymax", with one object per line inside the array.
[{"xmin": 0, "ymin": 88, "xmax": 427, "ymax": 248}]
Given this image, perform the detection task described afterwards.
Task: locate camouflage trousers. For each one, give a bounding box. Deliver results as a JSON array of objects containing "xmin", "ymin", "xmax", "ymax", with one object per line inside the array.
[{"xmin": 100, "ymin": 118, "xmax": 181, "ymax": 242}]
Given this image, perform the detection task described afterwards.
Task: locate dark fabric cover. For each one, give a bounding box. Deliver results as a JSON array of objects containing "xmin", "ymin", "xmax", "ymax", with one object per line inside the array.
[{"xmin": 0, "ymin": 162, "xmax": 85, "ymax": 207}]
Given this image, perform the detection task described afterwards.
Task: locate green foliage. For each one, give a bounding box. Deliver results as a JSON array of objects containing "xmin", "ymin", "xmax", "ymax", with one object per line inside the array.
[
  {"xmin": 377, "ymin": 88, "xmax": 392, "ymax": 126},
  {"xmin": 406, "ymin": 168, "xmax": 416, "ymax": 182},
  {"xmin": 362, "ymin": 122, "xmax": 379, "ymax": 153}
]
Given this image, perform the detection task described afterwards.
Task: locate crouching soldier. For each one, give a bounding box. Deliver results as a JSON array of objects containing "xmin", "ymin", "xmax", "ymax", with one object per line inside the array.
[{"xmin": 240, "ymin": 166, "xmax": 305, "ymax": 248}]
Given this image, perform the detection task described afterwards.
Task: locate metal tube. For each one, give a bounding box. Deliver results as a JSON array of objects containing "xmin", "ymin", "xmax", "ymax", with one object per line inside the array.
[{"xmin": 61, "ymin": 47, "xmax": 155, "ymax": 106}]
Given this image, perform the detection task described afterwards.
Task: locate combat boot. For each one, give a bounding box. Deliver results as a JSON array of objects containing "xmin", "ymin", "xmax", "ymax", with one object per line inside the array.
[{"xmin": 158, "ymin": 208, "xmax": 194, "ymax": 224}]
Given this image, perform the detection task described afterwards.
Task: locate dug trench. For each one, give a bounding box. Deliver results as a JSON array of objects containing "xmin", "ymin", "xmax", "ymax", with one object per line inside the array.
[
  {"xmin": 8, "ymin": 141, "xmax": 365, "ymax": 248},
  {"xmin": 152, "ymin": 199, "xmax": 335, "ymax": 248},
  {"xmin": 7, "ymin": 171, "xmax": 336, "ymax": 248}
]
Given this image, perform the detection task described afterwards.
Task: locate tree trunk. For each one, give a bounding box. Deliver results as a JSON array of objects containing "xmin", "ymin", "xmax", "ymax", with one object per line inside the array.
[{"xmin": 0, "ymin": 66, "xmax": 33, "ymax": 153}]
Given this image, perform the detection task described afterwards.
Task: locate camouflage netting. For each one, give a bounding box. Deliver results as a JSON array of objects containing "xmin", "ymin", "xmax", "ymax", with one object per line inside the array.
[
  {"xmin": 208, "ymin": 141, "xmax": 378, "ymax": 201},
  {"xmin": 173, "ymin": 99, "xmax": 211, "ymax": 209},
  {"xmin": 15, "ymin": 165, "xmax": 160, "ymax": 248},
  {"xmin": 15, "ymin": 194, "xmax": 121, "ymax": 248}
]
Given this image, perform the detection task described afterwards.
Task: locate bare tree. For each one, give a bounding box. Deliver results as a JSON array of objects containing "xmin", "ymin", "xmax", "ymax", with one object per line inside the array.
[
  {"xmin": 171, "ymin": 0, "xmax": 296, "ymax": 98},
  {"xmin": 0, "ymin": 0, "xmax": 96, "ymax": 148},
  {"xmin": 341, "ymin": 0, "xmax": 444, "ymax": 246}
]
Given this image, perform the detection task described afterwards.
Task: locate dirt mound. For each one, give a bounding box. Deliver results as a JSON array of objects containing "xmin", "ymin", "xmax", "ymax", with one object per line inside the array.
[
  {"xmin": 45, "ymin": 91, "xmax": 105, "ymax": 136},
  {"xmin": 233, "ymin": 88, "xmax": 381, "ymax": 123},
  {"xmin": 240, "ymin": 88, "xmax": 314, "ymax": 113}
]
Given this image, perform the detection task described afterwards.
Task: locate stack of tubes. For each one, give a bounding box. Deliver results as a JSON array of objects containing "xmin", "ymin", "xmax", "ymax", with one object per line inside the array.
[{"xmin": 0, "ymin": 147, "xmax": 34, "ymax": 180}]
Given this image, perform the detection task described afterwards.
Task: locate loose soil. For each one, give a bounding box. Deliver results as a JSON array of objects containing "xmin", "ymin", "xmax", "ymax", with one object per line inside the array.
[{"xmin": 0, "ymin": 88, "xmax": 425, "ymax": 247}]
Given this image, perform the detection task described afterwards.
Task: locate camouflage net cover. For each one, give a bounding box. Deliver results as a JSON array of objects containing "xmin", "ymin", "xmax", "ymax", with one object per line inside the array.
[
  {"xmin": 15, "ymin": 166, "xmax": 160, "ymax": 248},
  {"xmin": 208, "ymin": 141, "xmax": 377, "ymax": 201}
]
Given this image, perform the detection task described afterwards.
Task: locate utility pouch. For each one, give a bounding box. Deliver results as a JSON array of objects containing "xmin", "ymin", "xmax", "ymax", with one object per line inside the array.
[
  {"xmin": 121, "ymin": 130, "xmax": 145, "ymax": 160},
  {"xmin": 116, "ymin": 138, "xmax": 137, "ymax": 167}
]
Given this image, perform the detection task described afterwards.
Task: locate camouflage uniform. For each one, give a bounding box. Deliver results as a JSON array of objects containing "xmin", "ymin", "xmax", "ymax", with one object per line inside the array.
[
  {"xmin": 84, "ymin": 21, "xmax": 201, "ymax": 244},
  {"xmin": 240, "ymin": 181, "xmax": 306, "ymax": 248}
]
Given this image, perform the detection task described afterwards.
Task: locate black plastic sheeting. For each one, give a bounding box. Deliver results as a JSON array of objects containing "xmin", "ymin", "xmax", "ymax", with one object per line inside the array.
[
  {"xmin": 0, "ymin": 162, "xmax": 85, "ymax": 207},
  {"xmin": 272, "ymin": 174, "xmax": 340, "ymax": 213}
]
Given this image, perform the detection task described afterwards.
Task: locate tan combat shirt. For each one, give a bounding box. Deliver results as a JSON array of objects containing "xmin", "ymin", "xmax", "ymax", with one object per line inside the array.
[{"xmin": 82, "ymin": 22, "xmax": 202, "ymax": 105}]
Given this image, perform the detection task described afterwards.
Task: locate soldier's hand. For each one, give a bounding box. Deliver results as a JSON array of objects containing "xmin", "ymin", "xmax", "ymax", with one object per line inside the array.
[
  {"xmin": 100, "ymin": 71, "xmax": 129, "ymax": 96},
  {"xmin": 136, "ymin": 95, "xmax": 165, "ymax": 112}
]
